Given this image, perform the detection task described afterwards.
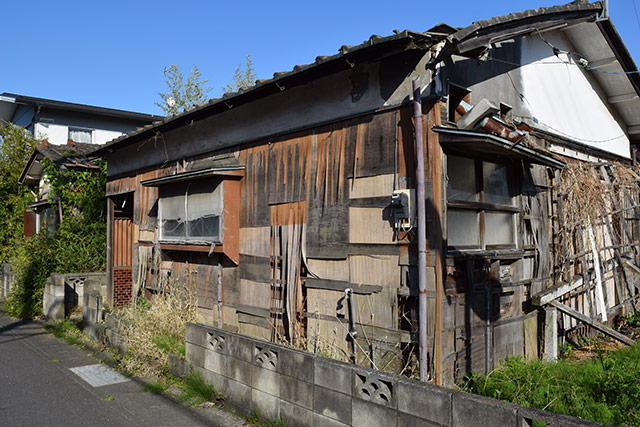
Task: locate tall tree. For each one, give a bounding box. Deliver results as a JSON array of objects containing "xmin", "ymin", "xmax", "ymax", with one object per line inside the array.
[
  {"xmin": 156, "ymin": 64, "xmax": 212, "ymax": 116},
  {"xmin": 0, "ymin": 124, "xmax": 38, "ymax": 262},
  {"xmin": 223, "ymin": 55, "xmax": 257, "ymax": 94}
]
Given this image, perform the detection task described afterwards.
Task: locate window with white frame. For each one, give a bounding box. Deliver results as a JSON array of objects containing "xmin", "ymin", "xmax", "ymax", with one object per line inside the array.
[
  {"xmin": 68, "ymin": 127, "xmax": 93, "ymax": 143},
  {"xmin": 446, "ymin": 154, "xmax": 518, "ymax": 249},
  {"xmin": 158, "ymin": 179, "xmax": 223, "ymax": 243}
]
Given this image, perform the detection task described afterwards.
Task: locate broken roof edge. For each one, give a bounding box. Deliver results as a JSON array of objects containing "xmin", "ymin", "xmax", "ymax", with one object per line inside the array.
[
  {"xmin": 526, "ymin": 124, "xmax": 633, "ymax": 163},
  {"xmin": 434, "ymin": 126, "xmax": 566, "ymax": 169},
  {"xmin": 451, "ymin": 1, "xmax": 604, "ymax": 43},
  {"xmin": 17, "ymin": 142, "xmax": 102, "ymax": 186},
  {"xmin": 90, "ymin": 30, "xmax": 443, "ymax": 158}
]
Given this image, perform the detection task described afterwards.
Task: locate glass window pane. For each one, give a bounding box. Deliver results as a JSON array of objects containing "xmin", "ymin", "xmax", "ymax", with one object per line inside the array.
[
  {"xmin": 68, "ymin": 128, "xmax": 92, "ymax": 143},
  {"xmin": 186, "ymin": 180, "xmax": 222, "ymax": 242},
  {"xmin": 447, "ymin": 209, "xmax": 479, "ymax": 247},
  {"xmin": 483, "ymin": 162, "xmax": 512, "ymax": 205},
  {"xmin": 485, "ymin": 212, "xmax": 514, "ymax": 246},
  {"xmin": 188, "ymin": 216, "xmax": 220, "ymax": 240},
  {"xmin": 447, "ymin": 155, "xmax": 477, "ymax": 201},
  {"xmin": 186, "ymin": 180, "xmax": 222, "ymax": 220},
  {"xmin": 159, "ymin": 184, "xmax": 186, "ymax": 240}
]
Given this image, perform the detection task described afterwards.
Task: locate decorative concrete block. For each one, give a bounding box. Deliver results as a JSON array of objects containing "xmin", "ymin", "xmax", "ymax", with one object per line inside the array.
[
  {"xmin": 352, "ymin": 398, "xmax": 397, "ymax": 427},
  {"xmin": 313, "ymin": 385, "xmax": 351, "ymax": 425},
  {"xmin": 226, "ymin": 356, "xmax": 253, "ymax": 385},
  {"xmin": 278, "ymin": 348, "xmax": 314, "ymax": 382},
  {"xmin": 251, "ymin": 364, "xmax": 280, "ymax": 397},
  {"xmin": 252, "ymin": 388, "xmax": 280, "ymax": 420},
  {"xmin": 314, "ymin": 358, "xmax": 352, "ymax": 395},
  {"xmin": 204, "ymin": 348, "xmax": 227, "ymax": 376},
  {"xmin": 253, "ymin": 344, "xmax": 279, "ymax": 371},
  {"xmin": 206, "ymin": 330, "xmax": 228, "ymax": 354},
  {"xmin": 280, "ymin": 374, "xmax": 313, "ymax": 409},
  {"xmin": 352, "ymin": 368, "xmax": 397, "ymax": 409},
  {"xmin": 280, "ymin": 400, "xmax": 313, "ymax": 427},
  {"xmin": 452, "ymin": 391, "xmax": 517, "ymax": 427},
  {"xmin": 397, "ymin": 379, "xmax": 452, "ymax": 426}
]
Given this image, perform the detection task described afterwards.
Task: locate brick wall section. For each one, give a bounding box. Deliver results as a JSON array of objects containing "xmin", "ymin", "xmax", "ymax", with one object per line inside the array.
[
  {"xmin": 113, "ymin": 268, "xmax": 132, "ymax": 306},
  {"xmin": 185, "ymin": 323, "xmax": 602, "ymax": 427}
]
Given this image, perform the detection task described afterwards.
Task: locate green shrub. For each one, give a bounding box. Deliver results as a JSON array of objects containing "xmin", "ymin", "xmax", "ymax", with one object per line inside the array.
[{"xmin": 5, "ymin": 158, "xmax": 106, "ymax": 320}]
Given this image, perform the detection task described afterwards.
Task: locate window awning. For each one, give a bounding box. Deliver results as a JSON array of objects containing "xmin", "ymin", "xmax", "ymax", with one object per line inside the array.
[
  {"xmin": 434, "ymin": 127, "xmax": 565, "ymax": 169},
  {"xmin": 140, "ymin": 166, "xmax": 245, "ymax": 187}
]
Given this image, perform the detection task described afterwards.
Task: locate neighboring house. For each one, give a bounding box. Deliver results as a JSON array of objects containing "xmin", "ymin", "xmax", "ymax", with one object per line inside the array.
[
  {"xmin": 18, "ymin": 142, "xmax": 101, "ymax": 236},
  {"xmin": 92, "ymin": 1, "xmax": 640, "ymax": 386},
  {"xmin": 0, "ymin": 92, "xmax": 160, "ymax": 145},
  {"xmin": 1, "ymin": 93, "xmax": 160, "ymax": 235}
]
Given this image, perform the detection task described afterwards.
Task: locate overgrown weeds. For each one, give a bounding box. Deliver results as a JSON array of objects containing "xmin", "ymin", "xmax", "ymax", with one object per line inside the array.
[
  {"xmin": 116, "ymin": 291, "xmax": 197, "ymax": 377},
  {"xmin": 461, "ymin": 342, "xmax": 640, "ymax": 426}
]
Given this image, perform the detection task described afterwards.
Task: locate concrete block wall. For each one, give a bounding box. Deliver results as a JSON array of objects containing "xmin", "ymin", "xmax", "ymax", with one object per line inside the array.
[
  {"xmin": 43, "ymin": 274, "xmax": 65, "ymax": 321},
  {"xmin": 186, "ymin": 323, "xmax": 601, "ymax": 427},
  {"xmin": 1, "ymin": 263, "xmax": 14, "ymax": 298},
  {"xmin": 43, "ymin": 272, "xmax": 106, "ymax": 321},
  {"xmin": 82, "ymin": 274, "xmax": 108, "ymax": 342}
]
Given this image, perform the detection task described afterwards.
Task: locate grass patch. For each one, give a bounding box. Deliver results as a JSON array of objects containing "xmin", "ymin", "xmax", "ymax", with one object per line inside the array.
[
  {"xmin": 151, "ymin": 333, "xmax": 185, "ymax": 356},
  {"xmin": 461, "ymin": 342, "xmax": 640, "ymax": 426},
  {"xmin": 45, "ymin": 318, "xmax": 86, "ymax": 347},
  {"xmin": 246, "ymin": 409, "xmax": 288, "ymax": 427},
  {"xmin": 177, "ymin": 370, "xmax": 218, "ymax": 407},
  {"xmin": 141, "ymin": 381, "xmax": 169, "ymax": 395},
  {"xmin": 104, "ymin": 394, "xmax": 114, "ymax": 401}
]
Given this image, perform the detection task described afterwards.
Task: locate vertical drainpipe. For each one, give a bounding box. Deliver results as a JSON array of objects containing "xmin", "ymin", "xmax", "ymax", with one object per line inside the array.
[
  {"xmin": 413, "ymin": 77, "xmax": 428, "ymax": 382},
  {"xmin": 217, "ymin": 260, "xmax": 223, "ymax": 328}
]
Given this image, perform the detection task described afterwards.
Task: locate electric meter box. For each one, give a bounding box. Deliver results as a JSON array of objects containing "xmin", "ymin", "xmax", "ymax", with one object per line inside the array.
[{"xmin": 391, "ymin": 189, "xmax": 416, "ymax": 230}]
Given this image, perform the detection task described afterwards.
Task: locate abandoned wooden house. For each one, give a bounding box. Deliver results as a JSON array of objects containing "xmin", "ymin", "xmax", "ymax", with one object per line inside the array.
[{"xmin": 91, "ymin": 1, "xmax": 640, "ymax": 385}]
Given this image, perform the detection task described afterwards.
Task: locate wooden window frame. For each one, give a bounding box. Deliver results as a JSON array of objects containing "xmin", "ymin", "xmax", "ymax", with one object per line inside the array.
[{"xmin": 446, "ymin": 154, "xmax": 520, "ymax": 251}]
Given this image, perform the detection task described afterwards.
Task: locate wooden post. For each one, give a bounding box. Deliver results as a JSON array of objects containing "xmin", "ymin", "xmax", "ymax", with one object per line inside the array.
[
  {"xmin": 544, "ymin": 305, "xmax": 558, "ymax": 362},
  {"xmin": 106, "ymin": 197, "xmax": 114, "ymax": 307}
]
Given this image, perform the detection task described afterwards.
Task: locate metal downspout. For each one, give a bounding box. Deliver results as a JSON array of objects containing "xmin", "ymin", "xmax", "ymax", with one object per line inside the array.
[{"xmin": 413, "ymin": 78, "xmax": 428, "ymax": 382}]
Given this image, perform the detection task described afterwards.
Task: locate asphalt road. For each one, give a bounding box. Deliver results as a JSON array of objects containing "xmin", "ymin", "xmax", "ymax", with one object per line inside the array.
[{"xmin": 0, "ymin": 307, "xmax": 240, "ymax": 427}]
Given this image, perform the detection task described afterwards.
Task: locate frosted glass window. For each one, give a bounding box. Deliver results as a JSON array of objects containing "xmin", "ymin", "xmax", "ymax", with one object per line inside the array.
[
  {"xmin": 186, "ymin": 180, "xmax": 222, "ymax": 240},
  {"xmin": 159, "ymin": 180, "xmax": 223, "ymax": 242},
  {"xmin": 485, "ymin": 212, "xmax": 514, "ymax": 245},
  {"xmin": 447, "ymin": 209, "xmax": 479, "ymax": 247},
  {"xmin": 68, "ymin": 128, "xmax": 92, "ymax": 143},
  {"xmin": 159, "ymin": 184, "xmax": 185, "ymax": 239},
  {"xmin": 483, "ymin": 162, "xmax": 512, "ymax": 205},
  {"xmin": 447, "ymin": 155, "xmax": 477, "ymax": 202}
]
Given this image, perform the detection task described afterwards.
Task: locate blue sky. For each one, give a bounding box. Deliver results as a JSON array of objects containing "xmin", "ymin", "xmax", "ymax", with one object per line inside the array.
[{"xmin": 2, "ymin": 1, "xmax": 639, "ymax": 115}]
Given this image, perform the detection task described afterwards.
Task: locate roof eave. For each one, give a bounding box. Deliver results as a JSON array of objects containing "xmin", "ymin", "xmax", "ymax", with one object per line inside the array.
[{"xmin": 90, "ymin": 31, "xmax": 441, "ymax": 158}]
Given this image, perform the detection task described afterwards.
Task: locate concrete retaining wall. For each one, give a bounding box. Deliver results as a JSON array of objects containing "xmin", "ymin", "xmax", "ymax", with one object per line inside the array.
[{"xmin": 186, "ymin": 322, "xmax": 601, "ymax": 427}]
